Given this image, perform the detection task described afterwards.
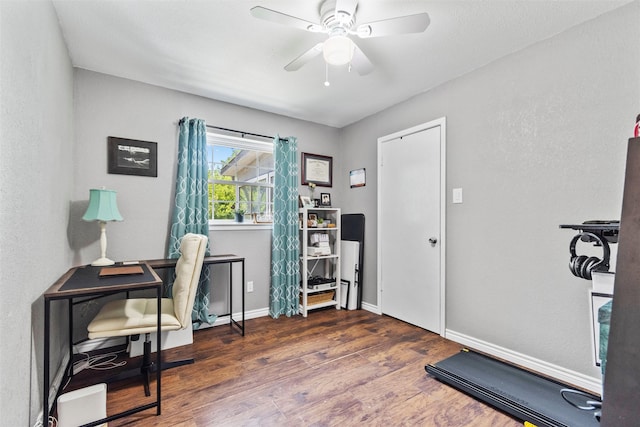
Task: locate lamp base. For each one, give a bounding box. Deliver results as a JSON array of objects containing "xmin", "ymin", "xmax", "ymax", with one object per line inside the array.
[{"xmin": 91, "ymin": 257, "xmax": 115, "ymax": 267}]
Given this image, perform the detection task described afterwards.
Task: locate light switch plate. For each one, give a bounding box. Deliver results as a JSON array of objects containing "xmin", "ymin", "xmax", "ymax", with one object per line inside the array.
[{"xmin": 453, "ymin": 188, "xmax": 463, "ymax": 204}]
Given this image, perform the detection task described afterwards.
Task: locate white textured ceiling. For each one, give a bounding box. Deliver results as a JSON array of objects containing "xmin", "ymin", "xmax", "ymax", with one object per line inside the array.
[{"xmin": 52, "ymin": 0, "xmax": 631, "ymax": 128}]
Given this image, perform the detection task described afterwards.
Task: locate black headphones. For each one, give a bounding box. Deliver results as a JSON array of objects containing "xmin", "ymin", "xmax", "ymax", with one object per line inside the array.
[{"xmin": 569, "ymin": 232, "xmax": 610, "ymax": 280}]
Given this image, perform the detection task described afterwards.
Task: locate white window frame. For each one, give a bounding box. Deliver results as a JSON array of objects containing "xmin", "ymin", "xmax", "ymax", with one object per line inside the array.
[{"xmin": 207, "ymin": 132, "xmax": 274, "ymax": 229}]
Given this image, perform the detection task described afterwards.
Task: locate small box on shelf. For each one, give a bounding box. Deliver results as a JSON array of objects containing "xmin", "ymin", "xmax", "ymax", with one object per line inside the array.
[
  {"xmin": 305, "ymin": 276, "xmax": 336, "ymax": 291},
  {"xmin": 301, "ymin": 290, "xmax": 336, "ymax": 306}
]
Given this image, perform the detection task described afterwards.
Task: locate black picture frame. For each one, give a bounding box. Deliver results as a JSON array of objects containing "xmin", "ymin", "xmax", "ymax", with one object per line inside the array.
[
  {"xmin": 320, "ymin": 193, "xmax": 331, "ymax": 207},
  {"xmin": 108, "ymin": 136, "xmax": 158, "ymax": 177},
  {"xmin": 301, "ymin": 152, "xmax": 332, "ymax": 187}
]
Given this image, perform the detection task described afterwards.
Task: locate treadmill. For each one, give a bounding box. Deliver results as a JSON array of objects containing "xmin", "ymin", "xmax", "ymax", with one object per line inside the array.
[{"xmin": 426, "ymin": 349, "xmax": 601, "ymax": 427}]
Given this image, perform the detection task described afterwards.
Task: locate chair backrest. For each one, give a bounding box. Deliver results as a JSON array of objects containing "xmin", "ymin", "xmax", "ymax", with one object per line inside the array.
[{"xmin": 172, "ymin": 233, "xmax": 208, "ymax": 328}]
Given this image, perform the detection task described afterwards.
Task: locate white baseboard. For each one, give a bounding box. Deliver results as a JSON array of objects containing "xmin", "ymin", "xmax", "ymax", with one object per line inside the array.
[
  {"xmin": 194, "ymin": 307, "xmax": 270, "ymax": 330},
  {"xmin": 357, "ymin": 307, "xmax": 600, "ymax": 393},
  {"xmin": 445, "ymin": 329, "xmax": 602, "ymax": 394},
  {"xmin": 361, "ymin": 302, "xmax": 381, "ymax": 314}
]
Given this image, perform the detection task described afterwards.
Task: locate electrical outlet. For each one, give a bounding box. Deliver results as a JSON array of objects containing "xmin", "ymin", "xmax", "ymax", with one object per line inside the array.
[{"xmin": 247, "ymin": 281, "xmax": 254, "ymax": 292}]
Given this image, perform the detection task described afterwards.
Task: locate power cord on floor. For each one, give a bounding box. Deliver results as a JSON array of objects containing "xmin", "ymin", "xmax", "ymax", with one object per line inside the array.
[
  {"xmin": 61, "ymin": 349, "xmax": 128, "ymax": 391},
  {"xmin": 33, "ymin": 414, "xmax": 57, "ymax": 427},
  {"xmin": 73, "ymin": 350, "xmax": 127, "ymax": 375}
]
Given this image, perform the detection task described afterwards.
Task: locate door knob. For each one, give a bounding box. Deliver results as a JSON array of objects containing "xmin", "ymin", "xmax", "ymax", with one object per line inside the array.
[{"xmin": 429, "ymin": 237, "xmax": 438, "ymax": 245}]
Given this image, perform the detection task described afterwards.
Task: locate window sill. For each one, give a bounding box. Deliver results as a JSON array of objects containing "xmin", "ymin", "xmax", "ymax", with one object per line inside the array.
[{"xmin": 209, "ymin": 222, "xmax": 273, "ymax": 231}]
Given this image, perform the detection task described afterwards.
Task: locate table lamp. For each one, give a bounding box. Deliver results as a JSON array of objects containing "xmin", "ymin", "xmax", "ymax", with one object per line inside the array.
[{"xmin": 82, "ymin": 188, "xmax": 123, "ymax": 266}]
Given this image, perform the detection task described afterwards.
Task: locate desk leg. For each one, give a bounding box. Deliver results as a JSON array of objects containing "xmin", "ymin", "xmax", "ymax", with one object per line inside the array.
[
  {"xmin": 241, "ymin": 260, "xmax": 245, "ymax": 336},
  {"xmin": 156, "ymin": 285, "xmax": 161, "ymax": 415},
  {"xmin": 68, "ymin": 299, "xmax": 74, "ymax": 378},
  {"xmin": 44, "ymin": 298, "xmax": 50, "ymax": 420},
  {"xmin": 229, "ymin": 264, "xmax": 233, "ymax": 334},
  {"xmin": 228, "ymin": 261, "xmax": 245, "ymax": 336}
]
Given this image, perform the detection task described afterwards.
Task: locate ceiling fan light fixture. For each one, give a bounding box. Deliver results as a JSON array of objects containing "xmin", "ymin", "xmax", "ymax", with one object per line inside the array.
[{"xmin": 322, "ymin": 35, "xmax": 354, "ymax": 66}]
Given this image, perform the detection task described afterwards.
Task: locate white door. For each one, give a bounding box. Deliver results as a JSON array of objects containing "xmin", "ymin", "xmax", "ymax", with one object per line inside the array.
[{"xmin": 378, "ymin": 119, "xmax": 445, "ymax": 334}]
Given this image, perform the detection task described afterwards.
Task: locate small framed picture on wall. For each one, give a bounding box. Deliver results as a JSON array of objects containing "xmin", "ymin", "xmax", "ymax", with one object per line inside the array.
[
  {"xmin": 350, "ymin": 168, "xmax": 366, "ymax": 188},
  {"xmin": 108, "ymin": 136, "xmax": 158, "ymax": 177}
]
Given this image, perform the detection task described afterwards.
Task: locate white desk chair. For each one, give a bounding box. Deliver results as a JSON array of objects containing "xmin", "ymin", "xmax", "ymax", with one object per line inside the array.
[{"xmin": 87, "ymin": 233, "xmax": 207, "ymax": 395}]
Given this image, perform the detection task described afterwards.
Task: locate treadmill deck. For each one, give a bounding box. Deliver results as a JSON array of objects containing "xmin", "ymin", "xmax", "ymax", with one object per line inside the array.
[{"xmin": 426, "ymin": 350, "xmax": 600, "ymax": 427}]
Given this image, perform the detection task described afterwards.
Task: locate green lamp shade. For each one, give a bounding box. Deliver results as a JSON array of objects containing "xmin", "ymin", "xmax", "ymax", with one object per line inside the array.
[{"xmin": 82, "ymin": 189, "xmax": 123, "ymax": 222}]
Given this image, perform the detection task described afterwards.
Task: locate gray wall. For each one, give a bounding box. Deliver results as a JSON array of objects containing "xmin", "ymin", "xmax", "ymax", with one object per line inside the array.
[
  {"xmin": 72, "ymin": 69, "xmax": 342, "ymax": 321},
  {"xmin": 0, "ymin": 1, "xmax": 75, "ymax": 425},
  {"xmin": 339, "ymin": 2, "xmax": 640, "ymax": 379}
]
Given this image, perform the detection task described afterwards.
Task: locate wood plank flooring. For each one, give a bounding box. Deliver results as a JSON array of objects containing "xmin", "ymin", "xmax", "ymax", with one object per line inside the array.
[{"xmin": 65, "ymin": 309, "xmax": 521, "ymax": 426}]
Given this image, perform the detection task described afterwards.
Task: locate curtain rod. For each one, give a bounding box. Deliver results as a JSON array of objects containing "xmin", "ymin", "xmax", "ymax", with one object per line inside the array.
[
  {"xmin": 178, "ymin": 119, "xmax": 289, "ymax": 142},
  {"xmin": 206, "ymin": 124, "xmax": 289, "ymax": 142}
]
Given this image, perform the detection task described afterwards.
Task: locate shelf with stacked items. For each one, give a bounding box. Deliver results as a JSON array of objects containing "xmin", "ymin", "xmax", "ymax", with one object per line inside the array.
[{"xmin": 299, "ymin": 207, "xmax": 341, "ymax": 316}]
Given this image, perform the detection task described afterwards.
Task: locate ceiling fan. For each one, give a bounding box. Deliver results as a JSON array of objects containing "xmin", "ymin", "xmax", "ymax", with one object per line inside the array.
[{"xmin": 250, "ymin": 0, "xmax": 430, "ymax": 76}]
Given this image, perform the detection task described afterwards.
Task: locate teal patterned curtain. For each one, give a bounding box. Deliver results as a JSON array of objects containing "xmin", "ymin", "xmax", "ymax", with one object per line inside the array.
[
  {"xmin": 269, "ymin": 135, "xmax": 300, "ymax": 318},
  {"xmin": 168, "ymin": 117, "xmax": 216, "ymax": 328}
]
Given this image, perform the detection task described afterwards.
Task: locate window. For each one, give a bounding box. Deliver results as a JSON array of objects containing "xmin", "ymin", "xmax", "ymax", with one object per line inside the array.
[{"xmin": 207, "ymin": 133, "xmax": 274, "ymax": 222}]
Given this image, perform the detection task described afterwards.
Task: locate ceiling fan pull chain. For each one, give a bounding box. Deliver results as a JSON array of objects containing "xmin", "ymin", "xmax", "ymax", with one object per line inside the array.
[{"xmin": 324, "ymin": 63, "xmax": 330, "ymax": 87}]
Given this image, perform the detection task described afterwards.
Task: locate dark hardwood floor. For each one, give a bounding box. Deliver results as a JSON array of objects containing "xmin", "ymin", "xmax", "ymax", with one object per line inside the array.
[{"xmin": 65, "ymin": 309, "xmax": 521, "ymax": 426}]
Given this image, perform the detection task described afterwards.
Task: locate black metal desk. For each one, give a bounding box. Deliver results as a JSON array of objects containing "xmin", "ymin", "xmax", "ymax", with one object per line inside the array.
[
  {"xmin": 43, "ymin": 262, "xmax": 163, "ymax": 426},
  {"xmin": 146, "ymin": 254, "xmax": 245, "ymax": 336}
]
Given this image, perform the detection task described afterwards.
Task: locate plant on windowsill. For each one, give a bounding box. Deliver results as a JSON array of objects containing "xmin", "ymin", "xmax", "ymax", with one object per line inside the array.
[{"xmin": 234, "ymin": 209, "xmax": 245, "ymax": 223}]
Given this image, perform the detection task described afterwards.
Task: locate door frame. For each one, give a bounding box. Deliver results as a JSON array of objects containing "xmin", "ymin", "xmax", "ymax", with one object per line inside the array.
[{"xmin": 376, "ymin": 117, "xmax": 447, "ymax": 336}]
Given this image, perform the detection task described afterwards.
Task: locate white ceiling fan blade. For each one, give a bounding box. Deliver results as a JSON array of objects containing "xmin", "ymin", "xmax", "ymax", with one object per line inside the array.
[
  {"xmin": 250, "ymin": 6, "xmax": 323, "ymax": 32},
  {"xmin": 350, "ymin": 44, "xmax": 373, "ymax": 76},
  {"xmin": 356, "ymin": 13, "xmax": 430, "ymax": 38},
  {"xmin": 284, "ymin": 43, "xmax": 324, "ymax": 71}
]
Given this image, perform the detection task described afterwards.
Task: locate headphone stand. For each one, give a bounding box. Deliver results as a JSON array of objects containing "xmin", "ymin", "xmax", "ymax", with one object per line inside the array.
[
  {"xmin": 559, "ymin": 221, "xmax": 620, "ymax": 244},
  {"xmin": 561, "ymin": 221, "xmax": 618, "ymax": 280}
]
